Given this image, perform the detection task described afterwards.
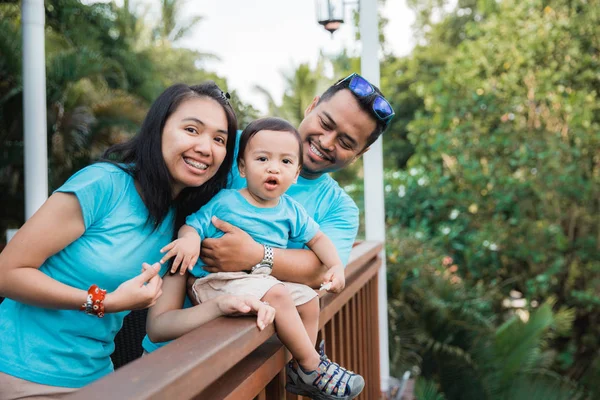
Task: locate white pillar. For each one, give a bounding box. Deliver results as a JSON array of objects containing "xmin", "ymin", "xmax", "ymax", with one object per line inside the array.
[
  {"xmin": 22, "ymin": 0, "xmax": 49, "ymax": 219},
  {"xmin": 360, "ymin": 0, "xmax": 390, "ymax": 393}
]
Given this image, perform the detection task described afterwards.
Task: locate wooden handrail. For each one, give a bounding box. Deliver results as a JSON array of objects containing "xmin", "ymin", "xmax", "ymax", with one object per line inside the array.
[{"xmin": 68, "ymin": 241, "xmax": 383, "ymax": 400}]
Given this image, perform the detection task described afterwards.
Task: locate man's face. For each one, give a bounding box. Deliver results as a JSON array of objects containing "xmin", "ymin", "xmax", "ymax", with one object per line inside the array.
[{"xmin": 297, "ymin": 89, "xmax": 377, "ymax": 179}]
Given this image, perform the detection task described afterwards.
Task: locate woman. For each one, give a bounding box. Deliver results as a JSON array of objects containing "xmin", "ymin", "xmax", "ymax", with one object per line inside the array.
[{"xmin": 0, "ymin": 82, "xmax": 273, "ymax": 398}]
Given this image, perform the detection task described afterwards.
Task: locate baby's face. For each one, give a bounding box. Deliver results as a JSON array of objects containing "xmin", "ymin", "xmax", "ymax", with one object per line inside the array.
[{"xmin": 239, "ymin": 129, "xmax": 301, "ymax": 205}]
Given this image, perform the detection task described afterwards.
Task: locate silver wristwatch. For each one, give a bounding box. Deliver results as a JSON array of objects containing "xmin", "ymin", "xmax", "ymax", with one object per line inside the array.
[{"xmin": 250, "ymin": 244, "xmax": 274, "ymax": 275}]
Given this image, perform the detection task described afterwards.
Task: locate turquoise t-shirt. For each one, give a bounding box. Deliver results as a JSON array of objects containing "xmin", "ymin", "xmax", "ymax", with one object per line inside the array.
[
  {"xmin": 186, "ymin": 189, "xmax": 320, "ymax": 278},
  {"xmin": 0, "ymin": 163, "xmax": 174, "ymax": 388}
]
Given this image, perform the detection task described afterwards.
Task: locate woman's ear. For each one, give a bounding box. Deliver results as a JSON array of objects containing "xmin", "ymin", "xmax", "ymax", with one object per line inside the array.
[{"xmin": 238, "ymin": 158, "xmax": 246, "ymax": 178}]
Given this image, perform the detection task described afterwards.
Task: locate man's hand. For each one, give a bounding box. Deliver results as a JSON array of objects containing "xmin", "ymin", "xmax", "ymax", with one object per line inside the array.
[{"xmin": 200, "ymin": 217, "xmax": 264, "ymax": 272}]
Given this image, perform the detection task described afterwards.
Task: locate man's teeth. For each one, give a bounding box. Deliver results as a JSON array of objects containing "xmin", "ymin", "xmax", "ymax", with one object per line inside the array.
[
  {"xmin": 184, "ymin": 158, "xmax": 208, "ymax": 170},
  {"xmin": 310, "ymin": 143, "xmax": 326, "ymax": 159}
]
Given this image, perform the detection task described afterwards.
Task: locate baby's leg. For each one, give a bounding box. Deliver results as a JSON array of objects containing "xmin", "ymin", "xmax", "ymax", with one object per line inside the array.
[
  {"xmin": 297, "ymin": 297, "xmax": 319, "ymax": 346},
  {"xmin": 262, "ymin": 285, "xmax": 321, "ymax": 371}
]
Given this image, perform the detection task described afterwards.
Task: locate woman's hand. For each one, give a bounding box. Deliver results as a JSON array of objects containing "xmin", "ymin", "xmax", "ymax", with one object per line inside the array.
[
  {"xmin": 104, "ymin": 262, "xmax": 163, "ymax": 313},
  {"xmin": 215, "ymin": 294, "xmax": 276, "ymax": 331}
]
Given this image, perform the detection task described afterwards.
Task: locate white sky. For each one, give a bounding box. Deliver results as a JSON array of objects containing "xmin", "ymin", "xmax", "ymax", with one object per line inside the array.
[{"xmin": 177, "ymin": 1, "xmax": 416, "ymax": 112}]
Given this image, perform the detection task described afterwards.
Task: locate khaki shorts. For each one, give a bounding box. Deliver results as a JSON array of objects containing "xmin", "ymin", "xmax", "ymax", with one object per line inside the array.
[
  {"xmin": 191, "ymin": 272, "xmax": 317, "ymax": 306},
  {"xmin": 0, "ymin": 372, "xmax": 77, "ymax": 400}
]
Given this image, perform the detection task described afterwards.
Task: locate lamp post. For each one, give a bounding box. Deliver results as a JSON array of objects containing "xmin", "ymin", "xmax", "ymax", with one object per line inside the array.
[{"xmin": 316, "ymin": 0, "xmax": 391, "ymax": 394}]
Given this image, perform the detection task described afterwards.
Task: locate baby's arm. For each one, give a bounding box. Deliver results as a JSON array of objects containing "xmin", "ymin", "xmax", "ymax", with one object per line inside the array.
[
  {"xmin": 306, "ymin": 231, "xmax": 345, "ymax": 293},
  {"xmin": 146, "ymin": 272, "xmax": 276, "ymax": 343},
  {"xmin": 160, "ymin": 225, "xmax": 201, "ymax": 275}
]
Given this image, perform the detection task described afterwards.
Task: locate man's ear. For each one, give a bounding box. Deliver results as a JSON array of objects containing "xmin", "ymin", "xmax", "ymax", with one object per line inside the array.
[
  {"xmin": 304, "ymin": 96, "xmax": 320, "ymax": 117},
  {"xmin": 238, "ymin": 158, "xmax": 246, "ymax": 178},
  {"xmin": 351, "ymin": 146, "xmax": 371, "ymax": 164}
]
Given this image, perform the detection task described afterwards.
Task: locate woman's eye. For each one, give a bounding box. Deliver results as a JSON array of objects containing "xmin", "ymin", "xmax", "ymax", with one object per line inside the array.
[
  {"xmin": 185, "ymin": 127, "xmax": 197, "ymax": 134},
  {"xmin": 214, "ymin": 136, "xmax": 226, "ymax": 144}
]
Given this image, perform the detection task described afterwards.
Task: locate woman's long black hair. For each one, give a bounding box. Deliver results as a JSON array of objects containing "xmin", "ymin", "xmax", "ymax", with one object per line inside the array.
[{"xmin": 101, "ymin": 82, "xmax": 238, "ymax": 235}]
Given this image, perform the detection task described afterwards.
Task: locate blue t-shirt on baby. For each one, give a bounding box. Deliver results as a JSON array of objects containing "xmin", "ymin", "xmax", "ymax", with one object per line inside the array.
[
  {"xmin": 0, "ymin": 163, "xmax": 174, "ymax": 388},
  {"xmin": 186, "ymin": 189, "xmax": 320, "ymax": 278}
]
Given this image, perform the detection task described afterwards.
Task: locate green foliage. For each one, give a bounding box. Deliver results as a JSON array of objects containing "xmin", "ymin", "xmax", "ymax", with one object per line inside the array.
[
  {"xmin": 414, "ymin": 378, "xmax": 446, "ymax": 400},
  {"xmin": 385, "ymin": 0, "xmax": 599, "ymax": 397}
]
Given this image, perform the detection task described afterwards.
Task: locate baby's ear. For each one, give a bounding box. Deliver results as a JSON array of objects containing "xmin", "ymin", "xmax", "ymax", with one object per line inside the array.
[
  {"xmin": 238, "ymin": 158, "xmax": 246, "ymax": 177},
  {"xmin": 293, "ymin": 166, "xmax": 301, "ymax": 183}
]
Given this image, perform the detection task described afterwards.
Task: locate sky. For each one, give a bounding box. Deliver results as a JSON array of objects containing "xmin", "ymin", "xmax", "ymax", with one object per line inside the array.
[{"xmin": 177, "ymin": 0, "xmax": 416, "ymax": 113}]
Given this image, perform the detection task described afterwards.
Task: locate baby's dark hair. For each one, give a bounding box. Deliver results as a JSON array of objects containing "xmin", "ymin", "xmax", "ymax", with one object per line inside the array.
[{"xmin": 237, "ymin": 117, "xmax": 303, "ymax": 166}]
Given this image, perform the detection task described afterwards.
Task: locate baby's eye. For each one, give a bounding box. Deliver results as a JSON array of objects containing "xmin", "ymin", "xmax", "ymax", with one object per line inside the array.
[
  {"xmin": 282, "ymin": 159, "xmax": 293, "ymax": 165},
  {"xmin": 257, "ymin": 156, "xmax": 267, "ymax": 162}
]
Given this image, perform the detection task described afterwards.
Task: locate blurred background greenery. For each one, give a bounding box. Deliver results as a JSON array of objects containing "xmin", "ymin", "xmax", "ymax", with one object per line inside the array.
[{"xmin": 1, "ymin": 0, "xmax": 598, "ymax": 398}]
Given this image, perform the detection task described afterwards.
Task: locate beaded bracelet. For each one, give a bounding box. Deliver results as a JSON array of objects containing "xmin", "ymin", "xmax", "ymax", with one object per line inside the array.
[{"xmin": 80, "ymin": 284, "xmax": 107, "ymax": 318}]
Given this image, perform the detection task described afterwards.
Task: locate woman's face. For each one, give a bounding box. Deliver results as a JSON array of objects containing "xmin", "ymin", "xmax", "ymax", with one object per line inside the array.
[{"xmin": 161, "ymin": 96, "xmax": 229, "ymax": 197}]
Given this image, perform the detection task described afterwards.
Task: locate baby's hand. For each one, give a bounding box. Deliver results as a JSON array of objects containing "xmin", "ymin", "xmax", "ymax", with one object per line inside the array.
[
  {"xmin": 160, "ymin": 236, "xmax": 200, "ymax": 275},
  {"xmin": 321, "ymin": 264, "xmax": 345, "ymax": 293}
]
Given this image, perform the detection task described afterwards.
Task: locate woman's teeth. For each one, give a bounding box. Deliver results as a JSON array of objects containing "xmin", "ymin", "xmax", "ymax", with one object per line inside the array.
[{"xmin": 184, "ymin": 158, "xmax": 208, "ymax": 170}]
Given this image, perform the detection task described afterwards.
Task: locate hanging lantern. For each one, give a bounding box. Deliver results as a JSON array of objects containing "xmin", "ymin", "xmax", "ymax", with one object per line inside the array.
[{"xmin": 315, "ymin": 0, "xmax": 345, "ymax": 34}]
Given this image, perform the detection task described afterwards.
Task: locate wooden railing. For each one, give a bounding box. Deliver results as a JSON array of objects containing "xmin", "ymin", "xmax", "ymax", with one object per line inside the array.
[{"xmin": 67, "ymin": 241, "xmax": 384, "ymax": 400}]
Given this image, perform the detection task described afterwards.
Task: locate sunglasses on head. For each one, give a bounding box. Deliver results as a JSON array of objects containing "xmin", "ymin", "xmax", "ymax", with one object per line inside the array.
[{"xmin": 336, "ymin": 73, "xmax": 395, "ymax": 124}]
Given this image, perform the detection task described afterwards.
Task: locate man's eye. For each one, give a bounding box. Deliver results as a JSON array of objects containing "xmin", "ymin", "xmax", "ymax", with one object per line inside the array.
[
  {"xmin": 319, "ymin": 118, "xmax": 332, "ymax": 130},
  {"xmin": 339, "ymin": 140, "xmax": 352, "ymax": 150}
]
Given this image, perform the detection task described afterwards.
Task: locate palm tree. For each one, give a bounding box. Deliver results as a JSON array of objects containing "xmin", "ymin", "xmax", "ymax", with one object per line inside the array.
[{"xmin": 154, "ymin": 0, "xmax": 204, "ymax": 43}]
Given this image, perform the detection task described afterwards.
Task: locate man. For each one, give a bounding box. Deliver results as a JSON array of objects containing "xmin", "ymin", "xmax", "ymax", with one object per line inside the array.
[{"xmin": 200, "ymin": 72, "xmax": 394, "ymax": 288}]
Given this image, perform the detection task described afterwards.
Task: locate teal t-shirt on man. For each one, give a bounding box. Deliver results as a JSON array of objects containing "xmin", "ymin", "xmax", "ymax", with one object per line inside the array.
[
  {"xmin": 0, "ymin": 163, "xmax": 174, "ymax": 388},
  {"xmin": 142, "ymin": 130, "xmax": 359, "ymax": 353}
]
